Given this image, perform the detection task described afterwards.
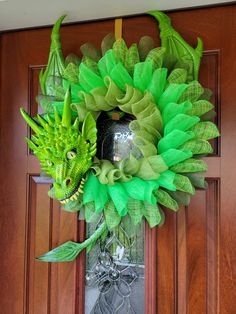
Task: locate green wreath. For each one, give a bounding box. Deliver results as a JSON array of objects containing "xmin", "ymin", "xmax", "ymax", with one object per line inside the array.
[{"xmin": 21, "ymin": 11, "xmax": 219, "ymax": 262}]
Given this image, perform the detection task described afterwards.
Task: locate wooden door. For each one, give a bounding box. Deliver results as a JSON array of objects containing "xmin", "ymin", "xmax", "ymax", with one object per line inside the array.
[{"xmin": 0, "ymin": 5, "xmax": 235, "ymax": 314}]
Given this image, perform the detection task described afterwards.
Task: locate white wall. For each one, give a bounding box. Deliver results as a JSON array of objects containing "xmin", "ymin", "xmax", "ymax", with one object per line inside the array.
[{"xmin": 0, "ymin": 0, "xmax": 234, "ymax": 31}]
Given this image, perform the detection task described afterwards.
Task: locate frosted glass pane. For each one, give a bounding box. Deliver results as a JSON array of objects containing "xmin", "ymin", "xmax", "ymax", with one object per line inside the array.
[{"xmin": 85, "ymin": 222, "xmax": 145, "ymax": 313}]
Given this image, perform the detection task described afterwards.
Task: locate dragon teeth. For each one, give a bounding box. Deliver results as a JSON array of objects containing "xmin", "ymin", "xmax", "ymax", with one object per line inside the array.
[{"xmin": 60, "ymin": 181, "xmax": 85, "ymax": 205}]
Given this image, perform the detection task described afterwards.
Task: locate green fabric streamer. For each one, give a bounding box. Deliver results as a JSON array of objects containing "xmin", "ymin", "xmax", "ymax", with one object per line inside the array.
[
  {"xmin": 79, "ymin": 63, "xmax": 105, "ymax": 92},
  {"xmin": 170, "ymin": 158, "xmax": 207, "ymax": 173},
  {"xmin": 155, "ymin": 189, "xmax": 179, "ymax": 211},
  {"xmin": 82, "ymin": 56, "xmax": 99, "ymax": 75},
  {"xmin": 158, "ymin": 130, "xmax": 194, "ymax": 153},
  {"xmin": 82, "ymin": 170, "xmax": 187, "ymax": 219},
  {"xmin": 162, "ymin": 101, "xmax": 192, "ymax": 124},
  {"xmin": 155, "ymin": 170, "xmax": 176, "ymax": 191},
  {"xmin": 190, "ymin": 121, "xmax": 220, "ymax": 140},
  {"xmin": 173, "ymin": 174, "xmax": 195, "ymax": 194},
  {"xmin": 187, "ymin": 100, "xmax": 214, "ymax": 117},
  {"xmin": 138, "ymin": 36, "xmax": 154, "ymax": 61},
  {"xmin": 110, "ymin": 63, "xmax": 133, "ymax": 90},
  {"xmin": 83, "ymin": 173, "xmax": 108, "ymax": 212},
  {"xmin": 168, "ymin": 190, "xmax": 190, "ymax": 206},
  {"xmin": 161, "ymin": 149, "xmax": 192, "ymax": 167},
  {"xmin": 80, "ymin": 42, "xmax": 102, "ymax": 62},
  {"xmin": 127, "ymin": 199, "xmax": 143, "ymax": 225},
  {"xmin": 167, "ymin": 68, "xmax": 187, "ymax": 84},
  {"xmin": 185, "ymin": 173, "xmax": 208, "ymax": 189},
  {"xmin": 133, "ymin": 61, "xmax": 154, "ymax": 92},
  {"xmin": 104, "ymin": 200, "xmax": 121, "ymax": 229},
  {"xmin": 125, "ymin": 44, "xmax": 140, "ymax": 75},
  {"xmin": 63, "ymin": 79, "xmax": 82, "ymax": 102},
  {"xmin": 113, "ymin": 38, "xmax": 128, "ymax": 64},
  {"xmin": 142, "ymin": 202, "xmax": 163, "ymax": 227},
  {"xmin": 179, "ymin": 80, "xmax": 204, "ymax": 102},
  {"xmin": 101, "ymin": 33, "xmax": 115, "ymax": 56},
  {"xmin": 146, "ymin": 47, "xmax": 166, "ymax": 69},
  {"xmin": 123, "ymin": 177, "xmax": 159, "ymax": 204},
  {"xmin": 180, "ymin": 139, "xmax": 213, "ymax": 155},
  {"xmin": 98, "ymin": 49, "xmax": 117, "ymax": 78},
  {"xmin": 158, "ymin": 83, "xmax": 188, "ymax": 111},
  {"xmin": 164, "ymin": 114, "xmax": 200, "ymax": 135},
  {"xmin": 63, "ymin": 63, "xmax": 80, "ymax": 84},
  {"xmin": 147, "ymin": 68, "xmax": 167, "ymax": 102},
  {"xmin": 108, "ymin": 183, "xmax": 129, "ymax": 216}
]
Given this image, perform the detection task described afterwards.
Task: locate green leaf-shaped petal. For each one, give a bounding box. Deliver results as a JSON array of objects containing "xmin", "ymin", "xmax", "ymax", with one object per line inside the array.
[
  {"xmin": 147, "ymin": 68, "xmax": 167, "ymax": 103},
  {"xmin": 185, "ymin": 173, "xmax": 208, "ymax": 189},
  {"xmin": 168, "ymin": 190, "xmax": 190, "ymax": 206},
  {"xmin": 164, "ymin": 114, "xmax": 200, "ymax": 135},
  {"xmin": 179, "ymin": 80, "xmax": 204, "ymax": 102},
  {"xmin": 145, "ymin": 47, "xmax": 166, "ymax": 69},
  {"xmin": 104, "ymin": 200, "xmax": 121, "ymax": 229},
  {"xmin": 98, "ymin": 49, "xmax": 117, "ymax": 78},
  {"xmin": 80, "ymin": 42, "xmax": 102, "ymax": 62},
  {"xmin": 79, "ymin": 63, "xmax": 104, "ymax": 92},
  {"xmin": 158, "ymin": 130, "xmax": 194, "ymax": 153},
  {"xmin": 142, "ymin": 202, "xmax": 162, "ymax": 227},
  {"xmin": 110, "ymin": 63, "xmax": 133, "ymax": 90},
  {"xmin": 161, "ymin": 149, "xmax": 192, "ymax": 167},
  {"xmin": 191, "ymin": 121, "xmax": 219, "ymax": 140},
  {"xmin": 133, "ymin": 62, "xmax": 154, "ymax": 92},
  {"xmin": 162, "ymin": 101, "xmax": 192, "ymax": 125},
  {"xmin": 174, "ymin": 174, "xmax": 195, "ymax": 195},
  {"xmin": 170, "ymin": 158, "xmax": 207, "ymax": 173},
  {"xmin": 180, "ymin": 139, "xmax": 213, "ymax": 155},
  {"xmin": 158, "ymin": 84, "xmax": 188, "ymax": 111},
  {"xmin": 187, "ymin": 100, "xmax": 214, "ymax": 117},
  {"xmin": 125, "ymin": 43, "xmax": 140, "ymax": 75},
  {"xmin": 168, "ymin": 68, "xmax": 187, "ymax": 84},
  {"xmin": 101, "ymin": 33, "xmax": 116, "ymax": 55},
  {"xmin": 113, "ymin": 38, "xmax": 128, "ymax": 64},
  {"xmin": 155, "ymin": 189, "xmax": 179, "ymax": 211},
  {"xmin": 138, "ymin": 36, "xmax": 154, "ymax": 61},
  {"xmin": 128, "ymin": 199, "xmax": 143, "ymax": 225},
  {"xmin": 82, "ymin": 56, "xmax": 99, "ymax": 75},
  {"xmin": 63, "ymin": 63, "xmax": 80, "ymax": 84}
]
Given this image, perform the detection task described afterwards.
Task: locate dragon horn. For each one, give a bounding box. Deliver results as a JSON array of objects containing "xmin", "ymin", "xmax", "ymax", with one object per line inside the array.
[
  {"xmin": 20, "ymin": 108, "xmax": 44, "ymax": 135},
  {"xmin": 39, "ymin": 15, "xmax": 66, "ymax": 95},
  {"xmin": 54, "ymin": 107, "xmax": 61, "ymax": 123},
  {"xmin": 148, "ymin": 11, "xmax": 171, "ymax": 27},
  {"xmin": 37, "ymin": 114, "xmax": 48, "ymax": 128},
  {"xmin": 51, "ymin": 15, "xmax": 66, "ymax": 50},
  {"xmin": 62, "ymin": 88, "xmax": 72, "ymax": 127}
]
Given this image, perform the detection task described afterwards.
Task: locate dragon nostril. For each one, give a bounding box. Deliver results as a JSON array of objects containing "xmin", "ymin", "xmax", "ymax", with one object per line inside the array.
[{"xmin": 65, "ymin": 178, "xmax": 72, "ymax": 186}]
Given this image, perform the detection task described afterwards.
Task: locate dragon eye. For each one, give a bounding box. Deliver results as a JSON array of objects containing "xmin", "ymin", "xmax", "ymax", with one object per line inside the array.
[
  {"xmin": 67, "ymin": 150, "xmax": 77, "ymax": 160},
  {"xmin": 47, "ymin": 160, "xmax": 53, "ymax": 166}
]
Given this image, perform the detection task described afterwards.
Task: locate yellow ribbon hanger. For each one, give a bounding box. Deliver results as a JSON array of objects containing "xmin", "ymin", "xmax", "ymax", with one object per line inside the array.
[{"xmin": 115, "ymin": 18, "xmax": 123, "ymax": 40}]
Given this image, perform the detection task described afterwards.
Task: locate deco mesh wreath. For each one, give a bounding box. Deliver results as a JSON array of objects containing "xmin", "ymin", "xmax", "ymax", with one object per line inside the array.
[{"xmin": 21, "ymin": 11, "xmax": 219, "ymax": 262}]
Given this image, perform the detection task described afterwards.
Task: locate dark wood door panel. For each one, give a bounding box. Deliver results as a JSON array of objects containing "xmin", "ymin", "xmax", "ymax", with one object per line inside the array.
[
  {"xmin": 0, "ymin": 5, "xmax": 236, "ymax": 314},
  {"xmin": 25, "ymin": 176, "xmax": 78, "ymax": 314}
]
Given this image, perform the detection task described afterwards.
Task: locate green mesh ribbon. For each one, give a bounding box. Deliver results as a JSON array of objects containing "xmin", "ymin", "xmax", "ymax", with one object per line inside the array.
[{"xmin": 21, "ymin": 11, "xmax": 219, "ymax": 262}]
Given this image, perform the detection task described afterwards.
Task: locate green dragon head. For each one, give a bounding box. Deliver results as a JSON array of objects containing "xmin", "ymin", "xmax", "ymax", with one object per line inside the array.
[{"xmin": 20, "ymin": 89, "xmax": 97, "ymax": 204}]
